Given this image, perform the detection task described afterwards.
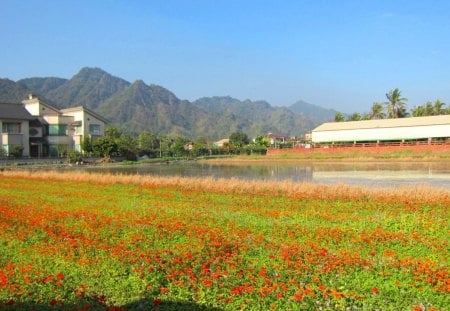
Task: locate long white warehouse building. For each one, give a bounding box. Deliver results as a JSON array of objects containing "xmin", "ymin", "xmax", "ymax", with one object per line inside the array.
[{"xmin": 311, "ymin": 115, "xmax": 450, "ymax": 143}]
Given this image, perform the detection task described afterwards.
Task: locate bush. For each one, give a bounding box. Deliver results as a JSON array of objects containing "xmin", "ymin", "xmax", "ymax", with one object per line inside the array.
[
  {"xmin": 68, "ymin": 151, "xmax": 83, "ymax": 164},
  {"xmin": 10, "ymin": 145, "xmax": 24, "ymax": 158}
]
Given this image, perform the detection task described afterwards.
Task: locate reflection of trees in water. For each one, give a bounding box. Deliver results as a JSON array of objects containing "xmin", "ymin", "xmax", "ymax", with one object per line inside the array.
[
  {"xmin": 312, "ymin": 161, "xmax": 450, "ymax": 173},
  {"xmin": 81, "ymin": 161, "xmax": 450, "ymax": 185}
]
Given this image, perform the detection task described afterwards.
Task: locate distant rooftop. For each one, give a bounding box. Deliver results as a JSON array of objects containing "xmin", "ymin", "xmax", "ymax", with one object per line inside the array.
[
  {"xmin": 0, "ymin": 102, "xmax": 35, "ymax": 120},
  {"xmin": 313, "ymin": 115, "xmax": 450, "ymax": 132}
]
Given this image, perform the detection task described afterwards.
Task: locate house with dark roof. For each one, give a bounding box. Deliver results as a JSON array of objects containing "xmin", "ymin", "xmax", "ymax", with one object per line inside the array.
[
  {"xmin": 22, "ymin": 95, "xmax": 108, "ymax": 157},
  {"xmin": 0, "ymin": 95, "xmax": 108, "ymax": 158},
  {"xmin": 0, "ymin": 103, "xmax": 35, "ymax": 156}
]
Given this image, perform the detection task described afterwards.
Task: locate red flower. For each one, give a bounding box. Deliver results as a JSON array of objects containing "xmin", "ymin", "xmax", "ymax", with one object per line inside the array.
[
  {"xmin": 153, "ymin": 298, "xmax": 162, "ymax": 305},
  {"xmin": 294, "ymin": 293, "xmax": 303, "ymax": 301},
  {"xmin": 371, "ymin": 287, "xmax": 379, "ymax": 295}
]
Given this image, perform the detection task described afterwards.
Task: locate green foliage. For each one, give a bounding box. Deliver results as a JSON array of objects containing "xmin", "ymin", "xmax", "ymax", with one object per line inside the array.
[
  {"xmin": 105, "ymin": 126, "xmax": 123, "ymax": 139},
  {"xmin": 411, "ymin": 100, "xmax": 448, "ymax": 117},
  {"xmin": 117, "ymin": 136, "xmax": 138, "ymax": 161},
  {"xmin": 0, "ymin": 176, "xmax": 448, "ymax": 310},
  {"xmin": 67, "ymin": 151, "xmax": 83, "ymax": 164},
  {"xmin": 347, "ymin": 112, "xmax": 362, "ymax": 121},
  {"xmin": 10, "ymin": 145, "xmax": 24, "ymax": 158},
  {"xmin": 229, "ymin": 131, "xmax": 250, "ymax": 148},
  {"xmin": 334, "ymin": 112, "xmax": 345, "ymax": 122},
  {"xmin": 370, "ymin": 102, "xmax": 385, "ymax": 119},
  {"xmin": 385, "ymin": 88, "xmax": 408, "ymax": 118},
  {"xmin": 92, "ymin": 137, "xmax": 118, "ymax": 157},
  {"xmin": 80, "ymin": 136, "xmax": 93, "ymax": 155},
  {"xmin": 137, "ymin": 131, "xmax": 159, "ymax": 157}
]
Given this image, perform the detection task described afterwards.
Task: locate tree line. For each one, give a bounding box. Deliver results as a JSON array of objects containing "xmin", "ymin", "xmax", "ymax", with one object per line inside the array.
[
  {"xmin": 334, "ymin": 88, "xmax": 449, "ymax": 122},
  {"xmin": 78, "ymin": 128, "xmax": 270, "ymax": 161}
]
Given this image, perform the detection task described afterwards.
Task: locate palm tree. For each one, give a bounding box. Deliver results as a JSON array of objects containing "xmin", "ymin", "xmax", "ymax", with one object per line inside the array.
[
  {"xmin": 433, "ymin": 99, "xmax": 446, "ymax": 115},
  {"xmin": 370, "ymin": 102, "xmax": 385, "ymax": 119},
  {"xmin": 425, "ymin": 102, "xmax": 434, "ymax": 115},
  {"xmin": 385, "ymin": 88, "xmax": 408, "ymax": 118},
  {"xmin": 411, "ymin": 105, "xmax": 426, "ymax": 117}
]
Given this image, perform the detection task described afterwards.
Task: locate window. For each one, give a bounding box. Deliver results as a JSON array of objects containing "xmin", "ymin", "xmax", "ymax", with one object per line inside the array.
[
  {"xmin": 49, "ymin": 124, "xmax": 67, "ymax": 136},
  {"xmin": 2, "ymin": 123, "xmax": 21, "ymax": 134},
  {"xmin": 75, "ymin": 126, "xmax": 83, "ymax": 135},
  {"xmin": 89, "ymin": 124, "xmax": 101, "ymax": 135}
]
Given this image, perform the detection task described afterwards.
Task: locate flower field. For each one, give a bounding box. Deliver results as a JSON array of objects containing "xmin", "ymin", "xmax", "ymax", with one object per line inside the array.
[{"xmin": 0, "ymin": 171, "xmax": 449, "ymax": 310}]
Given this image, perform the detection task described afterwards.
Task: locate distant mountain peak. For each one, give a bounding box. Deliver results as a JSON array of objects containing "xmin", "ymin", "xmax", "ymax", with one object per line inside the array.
[
  {"xmin": 288, "ymin": 100, "xmax": 337, "ymax": 122},
  {"xmin": 78, "ymin": 66, "xmax": 108, "ymax": 75},
  {"xmin": 131, "ymin": 80, "xmax": 147, "ymax": 88},
  {"xmin": 1, "ymin": 67, "xmax": 325, "ymax": 139}
]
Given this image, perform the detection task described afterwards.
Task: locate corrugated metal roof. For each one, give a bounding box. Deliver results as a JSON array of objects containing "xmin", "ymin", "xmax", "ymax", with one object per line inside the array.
[
  {"xmin": 0, "ymin": 103, "xmax": 35, "ymax": 120},
  {"xmin": 313, "ymin": 115, "xmax": 450, "ymax": 132}
]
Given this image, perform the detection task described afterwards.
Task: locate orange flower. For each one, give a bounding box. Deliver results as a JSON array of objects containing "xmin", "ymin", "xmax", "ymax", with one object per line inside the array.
[{"xmin": 294, "ymin": 293, "xmax": 303, "ymax": 301}]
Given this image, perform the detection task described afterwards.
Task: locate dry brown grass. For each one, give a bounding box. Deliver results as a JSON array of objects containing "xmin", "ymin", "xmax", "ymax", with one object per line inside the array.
[{"xmin": 1, "ymin": 170, "xmax": 449, "ymax": 205}]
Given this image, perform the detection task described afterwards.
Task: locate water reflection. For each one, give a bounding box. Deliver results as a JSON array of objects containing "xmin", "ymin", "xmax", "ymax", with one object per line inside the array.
[{"xmin": 80, "ymin": 161, "xmax": 450, "ymax": 188}]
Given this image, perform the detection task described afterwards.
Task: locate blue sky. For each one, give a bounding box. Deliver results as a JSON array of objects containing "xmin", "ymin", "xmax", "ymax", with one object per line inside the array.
[{"xmin": 1, "ymin": 0, "xmax": 450, "ymax": 113}]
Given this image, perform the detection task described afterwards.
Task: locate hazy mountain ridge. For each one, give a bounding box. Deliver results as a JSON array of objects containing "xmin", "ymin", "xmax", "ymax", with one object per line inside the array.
[
  {"xmin": 0, "ymin": 78, "xmax": 36, "ymax": 103},
  {"xmin": 45, "ymin": 67, "xmax": 131, "ymax": 110},
  {"xmin": 288, "ymin": 100, "xmax": 338, "ymax": 123},
  {"xmin": 1, "ymin": 67, "xmax": 326, "ymax": 139},
  {"xmin": 18, "ymin": 77, "xmax": 67, "ymax": 96}
]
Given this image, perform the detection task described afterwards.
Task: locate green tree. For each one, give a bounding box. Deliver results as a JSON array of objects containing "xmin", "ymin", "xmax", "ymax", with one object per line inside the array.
[
  {"xmin": 138, "ymin": 131, "xmax": 159, "ymax": 156},
  {"xmin": 81, "ymin": 136, "xmax": 93, "ymax": 155},
  {"xmin": 334, "ymin": 112, "xmax": 345, "ymax": 122},
  {"xmin": 411, "ymin": 105, "xmax": 426, "ymax": 117},
  {"xmin": 170, "ymin": 137, "xmax": 189, "ymax": 157},
  {"xmin": 385, "ymin": 88, "xmax": 408, "ymax": 118},
  {"xmin": 229, "ymin": 131, "xmax": 250, "ymax": 148},
  {"xmin": 10, "ymin": 145, "xmax": 24, "ymax": 158},
  {"xmin": 370, "ymin": 102, "xmax": 385, "ymax": 119},
  {"xmin": 105, "ymin": 126, "xmax": 122, "ymax": 139},
  {"xmin": 117, "ymin": 136, "xmax": 138, "ymax": 160},
  {"xmin": 432, "ymin": 99, "xmax": 446, "ymax": 115},
  {"xmin": 92, "ymin": 137, "xmax": 118, "ymax": 157},
  {"xmin": 347, "ymin": 112, "xmax": 362, "ymax": 121}
]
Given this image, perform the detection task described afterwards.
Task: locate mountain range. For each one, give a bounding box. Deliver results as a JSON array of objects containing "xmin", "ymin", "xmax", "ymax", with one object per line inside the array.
[{"xmin": 1, "ymin": 67, "xmax": 334, "ymax": 140}]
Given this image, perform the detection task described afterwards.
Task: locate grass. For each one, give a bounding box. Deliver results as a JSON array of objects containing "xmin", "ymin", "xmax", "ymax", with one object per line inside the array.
[{"xmin": 0, "ymin": 171, "xmax": 448, "ymax": 310}]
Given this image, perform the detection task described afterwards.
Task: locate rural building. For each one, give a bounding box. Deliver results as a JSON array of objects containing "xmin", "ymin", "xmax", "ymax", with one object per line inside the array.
[
  {"xmin": 0, "ymin": 103, "xmax": 35, "ymax": 157},
  {"xmin": 311, "ymin": 115, "xmax": 450, "ymax": 144},
  {"xmin": 22, "ymin": 95, "xmax": 108, "ymax": 157},
  {"xmin": 267, "ymin": 133, "xmax": 290, "ymax": 146},
  {"xmin": 0, "ymin": 95, "xmax": 108, "ymax": 157},
  {"xmin": 213, "ymin": 138, "xmax": 230, "ymax": 148}
]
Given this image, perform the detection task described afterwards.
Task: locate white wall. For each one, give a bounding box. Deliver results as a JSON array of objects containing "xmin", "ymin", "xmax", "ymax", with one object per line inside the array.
[{"xmin": 312, "ymin": 124, "xmax": 450, "ymax": 143}]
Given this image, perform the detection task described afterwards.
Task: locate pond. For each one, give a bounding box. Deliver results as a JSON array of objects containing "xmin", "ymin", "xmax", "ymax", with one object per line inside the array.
[{"xmin": 79, "ymin": 161, "xmax": 450, "ymax": 188}]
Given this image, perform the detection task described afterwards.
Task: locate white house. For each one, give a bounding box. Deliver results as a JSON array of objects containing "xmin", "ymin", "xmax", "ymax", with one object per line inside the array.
[
  {"xmin": 20, "ymin": 95, "xmax": 108, "ymax": 157},
  {"xmin": 0, "ymin": 103, "xmax": 34, "ymax": 157},
  {"xmin": 311, "ymin": 115, "xmax": 450, "ymax": 144}
]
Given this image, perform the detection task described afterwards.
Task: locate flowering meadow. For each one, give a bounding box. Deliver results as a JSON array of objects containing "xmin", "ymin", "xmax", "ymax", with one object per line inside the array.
[{"xmin": 0, "ymin": 171, "xmax": 448, "ymax": 310}]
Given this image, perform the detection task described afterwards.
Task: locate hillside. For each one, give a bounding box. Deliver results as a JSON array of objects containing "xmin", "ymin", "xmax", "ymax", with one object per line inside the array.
[
  {"xmin": 97, "ymin": 81, "xmax": 250, "ymax": 138},
  {"xmin": 0, "ymin": 78, "xmax": 34, "ymax": 103},
  {"xmin": 44, "ymin": 67, "xmax": 130, "ymax": 110},
  {"xmin": 194, "ymin": 96, "xmax": 316, "ymax": 136},
  {"xmin": 18, "ymin": 77, "xmax": 67, "ymax": 97},
  {"xmin": 288, "ymin": 100, "xmax": 338, "ymax": 122},
  {"xmin": 2, "ymin": 67, "xmax": 325, "ymax": 139}
]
